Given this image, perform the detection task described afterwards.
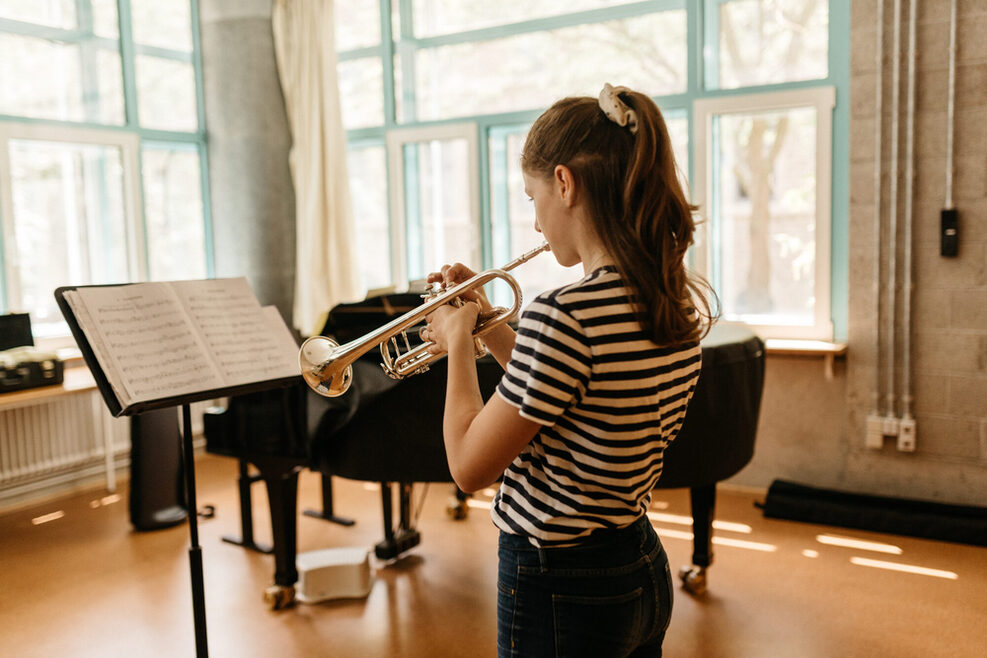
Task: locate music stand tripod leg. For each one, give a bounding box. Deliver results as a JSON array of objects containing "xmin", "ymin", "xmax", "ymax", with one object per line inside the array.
[{"xmin": 180, "ymin": 403, "xmax": 209, "ymax": 657}]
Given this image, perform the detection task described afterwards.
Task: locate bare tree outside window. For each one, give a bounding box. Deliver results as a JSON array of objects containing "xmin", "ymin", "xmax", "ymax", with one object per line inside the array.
[{"xmin": 717, "ymin": 0, "xmax": 825, "ymax": 322}]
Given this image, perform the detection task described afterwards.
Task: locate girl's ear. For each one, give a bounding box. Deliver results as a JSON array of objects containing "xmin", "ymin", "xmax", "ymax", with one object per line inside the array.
[{"xmin": 553, "ymin": 164, "xmax": 577, "ymax": 207}]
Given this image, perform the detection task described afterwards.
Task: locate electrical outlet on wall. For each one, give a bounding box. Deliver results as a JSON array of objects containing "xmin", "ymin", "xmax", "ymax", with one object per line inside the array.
[
  {"xmin": 898, "ymin": 417, "xmax": 917, "ymax": 452},
  {"xmin": 882, "ymin": 415, "xmax": 900, "ymax": 437},
  {"xmin": 865, "ymin": 415, "xmax": 885, "ymax": 449}
]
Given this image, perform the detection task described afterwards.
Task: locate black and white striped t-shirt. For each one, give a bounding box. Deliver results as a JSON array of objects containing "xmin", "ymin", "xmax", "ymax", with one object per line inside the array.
[{"xmin": 493, "ymin": 266, "xmax": 702, "ymax": 547}]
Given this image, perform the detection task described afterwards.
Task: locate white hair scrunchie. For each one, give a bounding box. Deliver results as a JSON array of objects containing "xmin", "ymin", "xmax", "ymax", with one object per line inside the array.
[{"xmin": 598, "ymin": 83, "xmax": 638, "ymax": 135}]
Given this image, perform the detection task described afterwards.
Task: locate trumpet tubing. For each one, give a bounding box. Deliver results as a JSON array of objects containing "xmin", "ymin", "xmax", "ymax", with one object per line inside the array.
[{"xmin": 299, "ymin": 242, "xmax": 550, "ymax": 397}]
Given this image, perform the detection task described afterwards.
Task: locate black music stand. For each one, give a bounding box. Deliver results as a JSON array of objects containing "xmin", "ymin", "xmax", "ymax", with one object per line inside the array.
[{"xmin": 55, "ymin": 284, "xmax": 300, "ymax": 658}]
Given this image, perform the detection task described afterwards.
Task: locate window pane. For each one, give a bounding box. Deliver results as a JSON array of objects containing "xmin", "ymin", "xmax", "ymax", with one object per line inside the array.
[
  {"xmin": 8, "ymin": 139, "xmax": 129, "ymax": 336},
  {"xmin": 92, "ymin": 0, "xmax": 120, "ymax": 39},
  {"xmin": 0, "ymin": 34, "xmax": 124, "ymax": 124},
  {"xmin": 130, "ymin": 0, "xmax": 193, "ymax": 52},
  {"xmin": 335, "ymin": 0, "xmax": 380, "ymax": 51},
  {"xmin": 404, "ymin": 138, "xmax": 473, "ymax": 280},
  {"xmin": 664, "ymin": 114, "xmax": 690, "ymax": 192},
  {"xmin": 403, "ymin": 10, "xmax": 686, "ymax": 122},
  {"xmin": 490, "ymin": 130, "xmax": 581, "ymax": 311},
  {"xmin": 338, "ymin": 58, "xmax": 384, "ymax": 130},
  {"xmin": 713, "ymin": 107, "xmax": 817, "ymax": 326},
  {"xmin": 413, "ymin": 0, "xmax": 616, "ymax": 38},
  {"xmin": 136, "ymin": 55, "xmax": 198, "ymax": 131},
  {"xmin": 0, "ymin": 1, "xmax": 76, "ymax": 29},
  {"xmin": 346, "ymin": 145, "xmax": 390, "ymax": 291},
  {"xmin": 97, "ymin": 47, "xmax": 125, "ymax": 123},
  {"xmin": 141, "ymin": 145, "xmax": 206, "ymax": 281},
  {"xmin": 715, "ymin": 0, "xmax": 828, "ymax": 89}
]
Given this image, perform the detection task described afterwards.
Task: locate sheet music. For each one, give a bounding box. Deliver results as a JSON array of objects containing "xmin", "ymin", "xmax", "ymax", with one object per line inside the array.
[
  {"xmin": 258, "ymin": 304, "xmax": 304, "ymax": 377},
  {"xmin": 62, "ymin": 278, "xmax": 300, "ymax": 411},
  {"xmin": 62, "ymin": 290, "xmax": 129, "ymax": 404},
  {"xmin": 69, "ymin": 283, "xmax": 224, "ymax": 406},
  {"xmin": 170, "ymin": 278, "xmax": 299, "ymax": 386}
]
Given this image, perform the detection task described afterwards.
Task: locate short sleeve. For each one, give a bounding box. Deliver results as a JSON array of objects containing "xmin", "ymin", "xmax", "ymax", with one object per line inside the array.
[{"xmin": 496, "ymin": 293, "xmax": 592, "ymax": 425}]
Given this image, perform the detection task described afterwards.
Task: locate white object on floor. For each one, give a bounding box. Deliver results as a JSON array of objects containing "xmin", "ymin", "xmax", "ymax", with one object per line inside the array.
[{"xmin": 296, "ymin": 547, "xmax": 374, "ymax": 603}]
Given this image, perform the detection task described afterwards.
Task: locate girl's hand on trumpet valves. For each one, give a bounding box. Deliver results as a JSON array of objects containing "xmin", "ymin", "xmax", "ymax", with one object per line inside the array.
[
  {"xmin": 426, "ymin": 263, "xmax": 491, "ymax": 308},
  {"xmin": 425, "ymin": 259, "xmax": 517, "ymax": 368},
  {"xmin": 424, "ymin": 261, "xmax": 489, "ymax": 355},
  {"xmin": 424, "ymin": 299, "xmax": 481, "ymax": 355}
]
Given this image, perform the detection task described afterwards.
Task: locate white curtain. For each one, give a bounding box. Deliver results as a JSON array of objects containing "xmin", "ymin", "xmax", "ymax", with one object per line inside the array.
[{"xmin": 272, "ymin": 0, "xmax": 364, "ymax": 336}]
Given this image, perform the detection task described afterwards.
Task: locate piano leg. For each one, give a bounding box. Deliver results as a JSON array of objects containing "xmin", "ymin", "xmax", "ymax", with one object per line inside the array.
[
  {"xmin": 222, "ymin": 459, "xmax": 273, "ymax": 554},
  {"xmin": 446, "ymin": 486, "xmax": 471, "ymax": 520},
  {"xmin": 678, "ymin": 483, "xmax": 716, "ymax": 596},
  {"xmin": 247, "ymin": 456, "xmax": 302, "ymax": 610},
  {"xmin": 374, "ymin": 482, "xmax": 421, "ymax": 560},
  {"xmin": 302, "ymin": 473, "xmax": 356, "ymax": 526}
]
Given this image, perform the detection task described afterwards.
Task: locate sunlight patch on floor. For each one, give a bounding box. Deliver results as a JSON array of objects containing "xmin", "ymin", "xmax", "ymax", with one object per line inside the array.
[
  {"xmin": 651, "ymin": 524, "xmax": 776, "ymax": 552},
  {"xmin": 850, "ymin": 557, "xmax": 958, "ymax": 580},
  {"xmin": 31, "ymin": 510, "xmax": 64, "ymax": 525},
  {"xmin": 816, "ymin": 534, "xmax": 902, "ymax": 555},
  {"xmin": 647, "ymin": 511, "xmax": 752, "ymax": 534}
]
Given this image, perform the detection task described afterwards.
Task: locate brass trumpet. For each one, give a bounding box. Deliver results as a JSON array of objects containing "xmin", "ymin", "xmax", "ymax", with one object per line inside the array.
[{"xmin": 299, "ymin": 242, "xmax": 550, "ymax": 397}]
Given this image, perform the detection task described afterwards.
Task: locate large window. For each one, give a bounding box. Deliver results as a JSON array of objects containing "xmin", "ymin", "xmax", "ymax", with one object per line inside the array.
[
  {"xmin": 338, "ymin": 0, "xmax": 846, "ymax": 340},
  {"xmin": 0, "ymin": 0, "xmax": 209, "ymax": 342},
  {"xmin": 386, "ymin": 123, "xmax": 480, "ymax": 289},
  {"xmin": 694, "ymin": 88, "xmax": 835, "ymax": 338}
]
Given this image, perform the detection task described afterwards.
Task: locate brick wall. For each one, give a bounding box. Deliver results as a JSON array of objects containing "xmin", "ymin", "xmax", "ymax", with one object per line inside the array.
[{"xmin": 842, "ymin": 0, "xmax": 986, "ymax": 502}]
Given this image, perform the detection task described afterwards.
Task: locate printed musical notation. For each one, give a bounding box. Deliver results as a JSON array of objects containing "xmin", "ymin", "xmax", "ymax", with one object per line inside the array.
[
  {"xmin": 170, "ymin": 279, "xmax": 300, "ymax": 386},
  {"xmin": 62, "ymin": 278, "xmax": 300, "ymax": 411}
]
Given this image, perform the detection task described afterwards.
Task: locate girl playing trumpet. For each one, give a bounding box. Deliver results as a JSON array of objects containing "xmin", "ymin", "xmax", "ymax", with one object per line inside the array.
[{"xmin": 424, "ymin": 83, "xmax": 715, "ymax": 657}]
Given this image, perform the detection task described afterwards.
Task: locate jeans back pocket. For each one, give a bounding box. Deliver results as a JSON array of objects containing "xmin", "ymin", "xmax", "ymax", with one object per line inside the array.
[{"xmin": 552, "ymin": 586, "xmax": 643, "ymax": 657}]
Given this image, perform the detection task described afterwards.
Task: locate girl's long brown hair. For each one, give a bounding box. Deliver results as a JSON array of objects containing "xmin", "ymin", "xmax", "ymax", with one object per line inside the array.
[{"xmin": 521, "ymin": 90, "xmax": 717, "ymax": 346}]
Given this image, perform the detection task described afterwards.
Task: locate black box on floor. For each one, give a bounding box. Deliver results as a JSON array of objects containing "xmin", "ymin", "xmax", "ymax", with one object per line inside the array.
[{"xmin": 761, "ymin": 479, "xmax": 987, "ymax": 547}]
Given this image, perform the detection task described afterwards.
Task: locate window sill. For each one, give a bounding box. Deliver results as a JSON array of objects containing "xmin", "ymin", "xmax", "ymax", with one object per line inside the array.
[{"xmin": 764, "ymin": 339, "xmax": 847, "ymax": 380}]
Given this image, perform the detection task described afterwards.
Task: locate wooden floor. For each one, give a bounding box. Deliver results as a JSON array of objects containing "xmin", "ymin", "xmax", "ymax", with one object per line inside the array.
[{"xmin": 1, "ymin": 453, "xmax": 985, "ymax": 658}]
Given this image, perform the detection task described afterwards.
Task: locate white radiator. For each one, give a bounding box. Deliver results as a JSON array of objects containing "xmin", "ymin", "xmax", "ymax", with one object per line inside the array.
[
  {"xmin": 0, "ymin": 389, "xmax": 129, "ymax": 505},
  {"xmin": 0, "ymin": 390, "xmax": 212, "ymax": 508}
]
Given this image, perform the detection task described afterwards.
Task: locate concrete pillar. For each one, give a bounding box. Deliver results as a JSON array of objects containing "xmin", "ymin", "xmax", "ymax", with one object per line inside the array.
[{"xmin": 198, "ymin": 0, "xmax": 296, "ymax": 324}]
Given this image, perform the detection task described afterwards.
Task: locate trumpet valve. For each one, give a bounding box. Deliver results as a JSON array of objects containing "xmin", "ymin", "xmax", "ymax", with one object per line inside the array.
[
  {"xmin": 423, "ymin": 281, "xmax": 445, "ymax": 300},
  {"xmin": 381, "ymin": 362, "xmax": 418, "ymax": 380},
  {"xmin": 477, "ymin": 306, "xmax": 509, "ymax": 325}
]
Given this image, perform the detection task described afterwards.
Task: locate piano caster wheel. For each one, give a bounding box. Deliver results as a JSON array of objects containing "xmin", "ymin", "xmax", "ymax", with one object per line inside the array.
[
  {"xmin": 678, "ymin": 565, "xmax": 707, "ymax": 597},
  {"xmin": 446, "ymin": 497, "xmax": 469, "ymax": 520},
  {"xmin": 263, "ymin": 585, "xmax": 296, "ymax": 610}
]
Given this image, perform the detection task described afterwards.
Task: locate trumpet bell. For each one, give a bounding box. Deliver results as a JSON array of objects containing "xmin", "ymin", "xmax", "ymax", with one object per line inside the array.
[{"xmin": 299, "ymin": 336, "xmax": 353, "ymax": 397}]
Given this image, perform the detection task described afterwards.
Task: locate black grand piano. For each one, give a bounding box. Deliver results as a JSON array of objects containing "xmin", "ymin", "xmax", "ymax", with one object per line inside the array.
[{"xmin": 204, "ymin": 294, "xmax": 764, "ymax": 607}]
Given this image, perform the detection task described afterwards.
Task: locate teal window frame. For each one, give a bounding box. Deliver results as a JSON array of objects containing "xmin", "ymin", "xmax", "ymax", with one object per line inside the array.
[
  {"xmin": 338, "ymin": 0, "xmax": 849, "ymax": 340},
  {"xmin": 0, "ymin": 0, "xmax": 213, "ymax": 328}
]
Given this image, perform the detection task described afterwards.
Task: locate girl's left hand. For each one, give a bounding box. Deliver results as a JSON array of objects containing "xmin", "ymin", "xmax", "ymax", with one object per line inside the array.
[{"xmin": 425, "ymin": 301, "xmax": 481, "ymax": 355}]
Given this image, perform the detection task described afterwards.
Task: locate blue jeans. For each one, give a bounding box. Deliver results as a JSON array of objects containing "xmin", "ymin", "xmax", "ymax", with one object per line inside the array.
[{"xmin": 497, "ymin": 515, "xmax": 673, "ymax": 657}]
